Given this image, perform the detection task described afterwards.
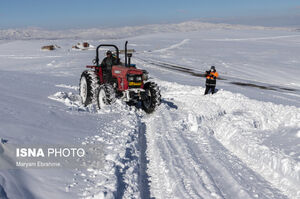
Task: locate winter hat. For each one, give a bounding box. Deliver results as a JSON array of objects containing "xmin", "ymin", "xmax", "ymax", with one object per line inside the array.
[{"xmin": 210, "ymin": 66, "xmax": 215, "ymax": 70}]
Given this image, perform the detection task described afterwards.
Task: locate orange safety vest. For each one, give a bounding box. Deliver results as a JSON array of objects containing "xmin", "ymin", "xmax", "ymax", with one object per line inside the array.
[{"xmin": 206, "ymin": 71, "xmax": 219, "ymax": 80}]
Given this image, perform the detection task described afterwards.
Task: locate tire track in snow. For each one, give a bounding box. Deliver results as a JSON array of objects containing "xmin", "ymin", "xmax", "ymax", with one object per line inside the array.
[
  {"xmin": 138, "ymin": 122, "xmax": 151, "ymax": 199},
  {"xmin": 144, "ymin": 105, "xmax": 251, "ymax": 199},
  {"xmin": 151, "ymin": 39, "xmax": 190, "ymax": 53},
  {"xmin": 112, "ymin": 115, "xmax": 151, "ymax": 199},
  {"xmin": 143, "ymin": 80, "xmax": 292, "ymax": 199}
]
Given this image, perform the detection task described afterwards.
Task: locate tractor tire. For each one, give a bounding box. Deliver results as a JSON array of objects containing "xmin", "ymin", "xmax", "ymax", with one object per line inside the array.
[
  {"xmin": 142, "ymin": 82, "xmax": 161, "ymax": 113},
  {"xmin": 97, "ymin": 84, "xmax": 116, "ymax": 109},
  {"xmin": 79, "ymin": 70, "xmax": 100, "ymax": 106}
]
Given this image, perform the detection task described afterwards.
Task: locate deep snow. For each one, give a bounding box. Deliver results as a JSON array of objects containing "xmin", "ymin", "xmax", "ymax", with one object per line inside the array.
[{"xmin": 0, "ymin": 26, "xmax": 299, "ymax": 199}]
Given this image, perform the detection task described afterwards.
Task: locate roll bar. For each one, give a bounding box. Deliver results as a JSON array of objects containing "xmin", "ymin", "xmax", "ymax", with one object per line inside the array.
[{"xmin": 95, "ymin": 44, "xmax": 119, "ymax": 66}]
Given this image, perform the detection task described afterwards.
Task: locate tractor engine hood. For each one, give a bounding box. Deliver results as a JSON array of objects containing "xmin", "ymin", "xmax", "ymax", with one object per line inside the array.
[{"xmin": 112, "ymin": 65, "xmax": 143, "ymax": 77}]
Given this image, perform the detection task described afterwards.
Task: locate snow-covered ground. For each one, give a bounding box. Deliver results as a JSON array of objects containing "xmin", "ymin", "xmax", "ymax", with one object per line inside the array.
[{"xmin": 0, "ymin": 25, "xmax": 299, "ymax": 199}]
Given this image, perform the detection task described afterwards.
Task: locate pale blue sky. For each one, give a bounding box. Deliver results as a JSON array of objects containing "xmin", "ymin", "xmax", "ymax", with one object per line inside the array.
[{"xmin": 0, "ymin": 0, "xmax": 299, "ymax": 29}]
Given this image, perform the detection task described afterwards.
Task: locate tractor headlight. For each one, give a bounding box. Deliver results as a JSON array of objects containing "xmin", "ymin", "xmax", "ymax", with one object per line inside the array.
[
  {"xmin": 136, "ymin": 76, "xmax": 142, "ymax": 81},
  {"xmin": 142, "ymin": 73, "xmax": 148, "ymax": 81},
  {"xmin": 142, "ymin": 70, "xmax": 149, "ymax": 81}
]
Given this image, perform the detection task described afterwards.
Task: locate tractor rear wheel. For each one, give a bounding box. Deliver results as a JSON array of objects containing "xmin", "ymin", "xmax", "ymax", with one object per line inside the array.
[
  {"xmin": 79, "ymin": 70, "xmax": 100, "ymax": 106},
  {"xmin": 97, "ymin": 84, "xmax": 116, "ymax": 109},
  {"xmin": 142, "ymin": 82, "xmax": 161, "ymax": 113}
]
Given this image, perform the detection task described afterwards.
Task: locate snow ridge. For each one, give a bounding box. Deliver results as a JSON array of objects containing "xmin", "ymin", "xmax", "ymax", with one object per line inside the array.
[{"xmin": 0, "ymin": 21, "xmax": 294, "ymax": 40}]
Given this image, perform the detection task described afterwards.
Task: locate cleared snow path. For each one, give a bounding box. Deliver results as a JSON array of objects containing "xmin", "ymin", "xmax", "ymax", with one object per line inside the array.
[{"xmin": 143, "ymin": 80, "xmax": 299, "ymax": 199}]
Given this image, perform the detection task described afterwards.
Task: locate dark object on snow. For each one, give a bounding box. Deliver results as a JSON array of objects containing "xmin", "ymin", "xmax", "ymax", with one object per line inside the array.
[
  {"xmin": 72, "ymin": 42, "xmax": 90, "ymax": 50},
  {"xmin": 72, "ymin": 45, "xmax": 80, "ymax": 49},
  {"xmin": 205, "ymin": 66, "xmax": 219, "ymax": 95},
  {"xmin": 83, "ymin": 42, "xmax": 89, "ymax": 48},
  {"xmin": 41, "ymin": 45, "xmax": 55, "ymax": 50},
  {"xmin": 41, "ymin": 45, "xmax": 60, "ymax": 51}
]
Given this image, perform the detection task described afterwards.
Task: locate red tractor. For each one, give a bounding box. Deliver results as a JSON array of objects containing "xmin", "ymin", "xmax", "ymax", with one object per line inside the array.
[{"xmin": 79, "ymin": 41, "xmax": 161, "ymax": 113}]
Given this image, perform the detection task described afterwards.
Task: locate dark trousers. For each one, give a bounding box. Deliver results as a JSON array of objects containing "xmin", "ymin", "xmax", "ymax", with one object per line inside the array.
[
  {"xmin": 103, "ymin": 70, "xmax": 112, "ymax": 83},
  {"xmin": 204, "ymin": 85, "xmax": 215, "ymax": 95}
]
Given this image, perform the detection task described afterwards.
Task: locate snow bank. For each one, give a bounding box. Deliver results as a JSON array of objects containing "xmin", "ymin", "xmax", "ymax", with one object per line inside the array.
[
  {"xmin": 211, "ymin": 91, "xmax": 300, "ymax": 198},
  {"xmin": 48, "ymin": 91, "xmax": 99, "ymax": 113}
]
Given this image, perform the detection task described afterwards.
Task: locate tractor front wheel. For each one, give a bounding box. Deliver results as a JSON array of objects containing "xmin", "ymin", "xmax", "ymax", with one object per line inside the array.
[
  {"xmin": 141, "ymin": 82, "xmax": 161, "ymax": 113},
  {"xmin": 96, "ymin": 84, "xmax": 116, "ymax": 109}
]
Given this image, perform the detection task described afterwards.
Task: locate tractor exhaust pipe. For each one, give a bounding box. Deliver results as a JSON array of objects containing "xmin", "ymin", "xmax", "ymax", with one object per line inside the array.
[{"xmin": 125, "ymin": 41, "xmax": 128, "ymax": 67}]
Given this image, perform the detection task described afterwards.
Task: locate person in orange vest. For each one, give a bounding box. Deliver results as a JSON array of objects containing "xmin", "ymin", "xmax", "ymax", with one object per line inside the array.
[{"xmin": 204, "ymin": 66, "xmax": 219, "ymax": 95}]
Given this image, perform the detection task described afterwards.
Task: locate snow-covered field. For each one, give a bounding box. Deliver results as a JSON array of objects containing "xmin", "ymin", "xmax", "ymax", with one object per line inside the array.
[{"xmin": 0, "ymin": 25, "xmax": 299, "ymax": 199}]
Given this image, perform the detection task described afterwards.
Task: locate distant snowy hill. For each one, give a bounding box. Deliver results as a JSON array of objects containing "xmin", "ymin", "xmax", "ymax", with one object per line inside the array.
[{"xmin": 0, "ymin": 21, "xmax": 294, "ymax": 40}]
